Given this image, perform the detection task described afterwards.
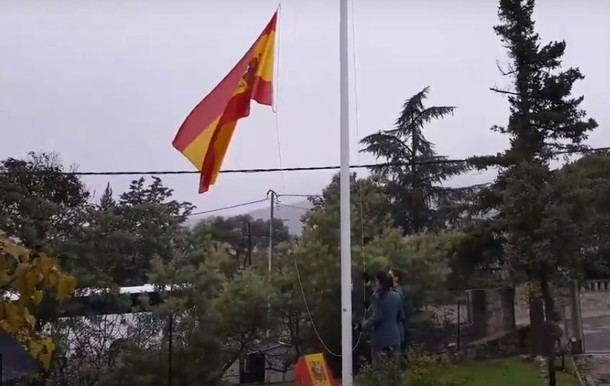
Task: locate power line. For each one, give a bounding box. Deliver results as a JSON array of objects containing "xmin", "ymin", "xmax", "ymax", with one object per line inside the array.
[
  {"xmin": 277, "ymin": 202, "xmax": 311, "ymax": 211},
  {"xmin": 189, "ymin": 198, "xmax": 268, "ymax": 216},
  {"xmin": 11, "ymin": 158, "xmax": 463, "ymax": 176},
  {"xmin": 196, "ymin": 180, "xmax": 492, "ymax": 218},
  {"xmin": 277, "ymin": 193, "xmax": 321, "ymax": 198},
  {"xmin": 3, "ymin": 146, "xmax": 607, "ymax": 177}
]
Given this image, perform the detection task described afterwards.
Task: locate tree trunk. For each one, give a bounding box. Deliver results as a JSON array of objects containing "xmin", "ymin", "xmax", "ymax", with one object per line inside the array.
[
  {"xmin": 529, "ymin": 290, "xmax": 546, "ymax": 355},
  {"xmin": 540, "ymin": 278, "xmax": 559, "ymax": 386}
]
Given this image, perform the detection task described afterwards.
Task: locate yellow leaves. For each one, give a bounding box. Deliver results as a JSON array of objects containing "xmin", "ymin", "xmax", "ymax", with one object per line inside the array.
[
  {"xmin": 29, "ymin": 337, "xmax": 55, "ymax": 369},
  {"xmin": 14, "ymin": 268, "xmax": 39, "ymax": 297},
  {"xmin": 56, "ymin": 275, "xmax": 76, "ymax": 302},
  {"xmin": 0, "ymin": 302, "xmax": 32, "ymax": 332},
  {"xmin": 37, "ymin": 255, "xmax": 56, "ymax": 276},
  {"xmin": 1, "ymin": 232, "xmax": 76, "ymax": 369},
  {"xmin": 0, "ymin": 238, "xmax": 29, "ymax": 261},
  {"xmin": 31, "ymin": 290, "xmax": 44, "ymax": 305}
]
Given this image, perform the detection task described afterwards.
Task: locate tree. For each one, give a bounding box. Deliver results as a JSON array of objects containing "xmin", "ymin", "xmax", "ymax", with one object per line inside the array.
[
  {"xmin": 100, "ymin": 247, "xmax": 277, "ymax": 386},
  {"xmin": 48, "ymin": 312, "xmax": 157, "ymax": 386},
  {"xmin": 191, "ymin": 214, "xmax": 291, "ymax": 270},
  {"xmin": 473, "ymin": 1, "xmax": 598, "ymax": 383},
  {"xmin": 360, "ymin": 87, "xmax": 467, "ymax": 234},
  {"xmin": 0, "ymin": 233, "xmax": 75, "ymax": 370},
  {"xmin": 60, "ymin": 178, "xmax": 194, "ymax": 287},
  {"xmin": 284, "ymin": 174, "xmax": 456, "ymax": 375},
  {"xmin": 275, "ymin": 175, "xmax": 389, "ymax": 374},
  {"xmin": 554, "ymin": 152, "xmax": 610, "ymax": 278},
  {"xmin": 305, "ymin": 174, "xmax": 391, "ymax": 248},
  {"xmin": 362, "ymin": 229, "xmax": 454, "ymax": 310},
  {"xmin": 0, "ymin": 152, "xmax": 89, "ymax": 250}
]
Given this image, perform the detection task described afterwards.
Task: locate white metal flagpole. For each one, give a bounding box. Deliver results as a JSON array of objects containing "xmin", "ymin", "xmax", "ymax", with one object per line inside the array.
[{"xmin": 339, "ymin": 0, "xmax": 353, "ymax": 384}]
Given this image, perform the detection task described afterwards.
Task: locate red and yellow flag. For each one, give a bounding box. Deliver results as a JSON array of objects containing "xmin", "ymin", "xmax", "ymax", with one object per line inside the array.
[
  {"xmin": 294, "ymin": 353, "xmax": 337, "ymax": 386},
  {"xmin": 172, "ymin": 12, "xmax": 277, "ymax": 193}
]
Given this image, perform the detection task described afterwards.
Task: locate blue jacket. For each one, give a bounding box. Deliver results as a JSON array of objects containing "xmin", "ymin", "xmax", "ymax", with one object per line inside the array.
[
  {"xmin": 393, "ymin": 287, "xmax": 409, "ymax": 348},
  {"xmin": 363, "ymin": 289, "xmax": 404, "ymax": 350}
]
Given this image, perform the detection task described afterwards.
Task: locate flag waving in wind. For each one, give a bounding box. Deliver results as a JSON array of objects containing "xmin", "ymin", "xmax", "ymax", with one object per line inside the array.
[{"xmin": 172, "ymin": 12, "xmax": 277, "ymax": 193}]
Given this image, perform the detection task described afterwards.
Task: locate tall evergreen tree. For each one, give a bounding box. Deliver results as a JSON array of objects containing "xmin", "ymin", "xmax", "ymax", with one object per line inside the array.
[
  {"xmin": 473, "ymin": 1, "xmax": 598, "ymax": 384},
  {"xmin": 361, "ymin": 87, "xmax": 466, "ymax": 234}
]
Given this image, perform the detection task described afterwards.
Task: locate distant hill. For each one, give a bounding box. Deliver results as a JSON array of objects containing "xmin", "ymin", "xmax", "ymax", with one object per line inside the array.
[
  {"xmin": 248, "ymin": 200, "xmax": 312, "ymax": 235},
  {"xmin": 185, "ymin": 200, "xmax": 312, "ymax": 235}
]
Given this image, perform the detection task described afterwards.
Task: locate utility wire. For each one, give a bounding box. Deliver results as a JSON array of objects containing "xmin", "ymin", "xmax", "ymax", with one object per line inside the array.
[
  {"xmin": 189, "ymin": 198, "xmax": 268, "ymax": 216},
  {"xmin": 3, "ymin": 146, "xmax": 607, "ymax": 177},
  {"xmin": 277, "ymin": 202, "xmax": 311, "ymax": 211},
  {"xmin": 183, "ymin": 181, "xmax": 514, "ymax": 218},
  {"xmin": 277, "ymin": 193, "xmax": 321, "ymax": 198},
  {"xmin": 5, "ymin": 158, "xmax": 462, "ymax": 176}
]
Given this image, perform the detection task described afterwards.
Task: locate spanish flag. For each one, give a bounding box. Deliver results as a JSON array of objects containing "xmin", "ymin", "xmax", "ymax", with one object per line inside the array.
[{"xmin": 172, "ymin": 12, "xmax": 277, "ymax": 193}]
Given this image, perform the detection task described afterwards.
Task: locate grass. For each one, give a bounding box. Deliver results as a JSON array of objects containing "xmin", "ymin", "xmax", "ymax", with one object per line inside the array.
[
  {"xmin": 269, "ymin": 356, "xmax": 580, "ymax": 386},
  {"xmin": 446, "ymin": 357, "xmax": 580, "ymax": 386}
]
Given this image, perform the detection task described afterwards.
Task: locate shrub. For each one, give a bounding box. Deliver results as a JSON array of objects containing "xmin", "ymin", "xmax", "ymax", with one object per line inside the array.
[
  {"xmin": 357, "ymin": 356, "xmax": 403, "ymax": 386},
  {"xmin": 404, "ymin": 347, "xmax": 470, "ymax": 386}
]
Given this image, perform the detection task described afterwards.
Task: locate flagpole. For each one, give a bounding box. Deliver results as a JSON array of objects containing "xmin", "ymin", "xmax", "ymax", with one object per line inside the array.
[{"xmin": 339, "ymin": 0, "xmax": 353, "ymax": 384}]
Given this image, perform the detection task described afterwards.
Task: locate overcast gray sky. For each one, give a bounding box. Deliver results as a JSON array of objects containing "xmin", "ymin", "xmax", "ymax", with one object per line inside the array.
[{"xmin": 1, "ymin": 0, "xmax": 608, "ymax": 216}]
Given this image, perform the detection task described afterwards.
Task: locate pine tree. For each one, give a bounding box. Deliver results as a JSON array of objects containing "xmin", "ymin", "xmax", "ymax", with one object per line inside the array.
[
  {"xmin": 361, "ymin": 87, "xmax": 466, "ymax": 234},
  {"xmin": 474, "ymin": 1, "xmax": 598, "ymax": 384}
]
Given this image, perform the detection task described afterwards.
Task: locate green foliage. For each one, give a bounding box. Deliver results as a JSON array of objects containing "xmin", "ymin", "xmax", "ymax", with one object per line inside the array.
[
  {"xmin": 472, "ymin": 0, "xmax": 598, "ymax": 285},
  {"xmin": 192, "ymin": 214, "xmax": 290, "ymax": 270},
  {"xmin": 273, "ymin": 175, "xmax": 391, "ymax": 357},
  {"xmin": 467, "ymin": 1, "xmax": 601, "ymax": 374},
  {"xmin": 357, "ymin": 356, "xmax": 403, "ymax": 386},
  {"xmin": 403, "ymin": 348, "xmax": 469, "ymax": 386},
  {"xmin": 489, "ymin": 0, "xmax": 597, "ymax": 160},
  {"xmin": 290, "ymin": 228, "xmax": 455, "ymax": 360},
  {"xmin": 305, "ymin": 174, "xmax": 391, "ymax": 248},
  {"xmin": 362, "ymin": 230, "xmax": 455, "ymax": 309},
  {"xmin": 555, "ymin": 152, "xmax": 610, "ymax": 278},
  {"xmin": 101, "ymin": 246, "xmax": 277, "ymax": 385},
  {"xmin": 0, "ymin": 152, "xmax": 89, "ymax": 250},
  {"xmin": 59, "ymin": 177, "xmax": 194, "ymax": 287},
  {"xmin": 361, "ymin": 87, "xmax": 467, "ymax": 234}
]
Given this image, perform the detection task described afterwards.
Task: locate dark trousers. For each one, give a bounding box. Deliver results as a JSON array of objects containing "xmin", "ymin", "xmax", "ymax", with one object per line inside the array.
[{"xmin": 371, "ymin": 345, "xmax": 398, "ymax": 366}]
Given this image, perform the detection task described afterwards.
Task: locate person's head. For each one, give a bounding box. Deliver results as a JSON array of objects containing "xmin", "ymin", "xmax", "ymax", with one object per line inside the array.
[
  {"xmin": 388, "ymin": 268, "xmax": 403, "ymax": 287},
  {"xmin": 374, "ymin": 271, "xmax": 392, "ymax": 296}
]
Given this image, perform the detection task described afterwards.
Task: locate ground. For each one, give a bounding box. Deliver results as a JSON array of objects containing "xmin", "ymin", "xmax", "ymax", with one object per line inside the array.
[
  {"xmin": 583, "ymin": 315, "xmax": 610, "ymax": 352},
  {"xmin": 573, "ymin": 315, "xmax": 610, "ymax": 385},
  {"xmin": 270, "ymin": 356, "xmax": 579, "ymax": 386},
  {"xmin": 447, "ymin": 357, "xmax": 578, "ymax": 386},
  {"xmin": 580, "ymin": 354, "xmax": 610, "ymax": 386}
]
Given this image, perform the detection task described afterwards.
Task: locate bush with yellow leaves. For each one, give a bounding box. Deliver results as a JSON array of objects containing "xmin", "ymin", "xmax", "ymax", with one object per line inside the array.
[{"xmin": 0, "ymin": 232, "xmax": 75, "ymax": 369}]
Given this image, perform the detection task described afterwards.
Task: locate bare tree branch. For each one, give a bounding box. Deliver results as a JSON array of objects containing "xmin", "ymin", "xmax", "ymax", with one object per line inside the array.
[
  {"xmin": 490, "ymin": 87, "xmax": 520, "ymax": 96},
  {"xmin": 496, "ymin": 59, "xmax": 517, "ymax": 76}
]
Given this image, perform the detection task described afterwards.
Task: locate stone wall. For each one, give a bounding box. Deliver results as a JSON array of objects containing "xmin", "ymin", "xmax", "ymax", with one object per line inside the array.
[
  {"xmin": 514, "ymin": 281, "xmax": 610, "ymax": 327},
  {"xmin": 468, "ymin": 288, "xmax": 516, "ymax": 339}
]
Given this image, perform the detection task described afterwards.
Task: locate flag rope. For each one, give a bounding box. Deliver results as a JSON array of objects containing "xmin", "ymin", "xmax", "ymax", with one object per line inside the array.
[{"xmin": 294, "ymin": 255, "xmax": 364, "ymax": 358}]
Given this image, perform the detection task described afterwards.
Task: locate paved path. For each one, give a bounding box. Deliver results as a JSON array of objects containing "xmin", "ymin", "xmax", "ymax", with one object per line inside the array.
[
  {"xmin": 579, "ymin": 317, "xmax": 610, "ymax": 385},
  {"xmin": 584, "ymin": 316, "xmax": 610, "ymax": 353},
  {"xmin": 579, "ymin": 354, "xmax": 610, "ymax": 386}
]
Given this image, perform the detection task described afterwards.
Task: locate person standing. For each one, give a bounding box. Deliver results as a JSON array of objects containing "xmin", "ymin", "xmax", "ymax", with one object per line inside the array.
[
  {"xmin": 363, "ymin": 271, "xmax": 404, "ymax": 364},
  {"xmin": 389, "ymin": 268, "xmax": 409, "ymax": 355}
]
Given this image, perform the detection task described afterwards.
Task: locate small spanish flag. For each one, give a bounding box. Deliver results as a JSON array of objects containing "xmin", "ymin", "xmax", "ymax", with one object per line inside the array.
[
  {"xmin": 173, "ymin": 12, "xmax": 277, "ymax": 193},
  {"xmin": 294, "ymin": 353, "xmax": 337, "ymax": 386}
]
